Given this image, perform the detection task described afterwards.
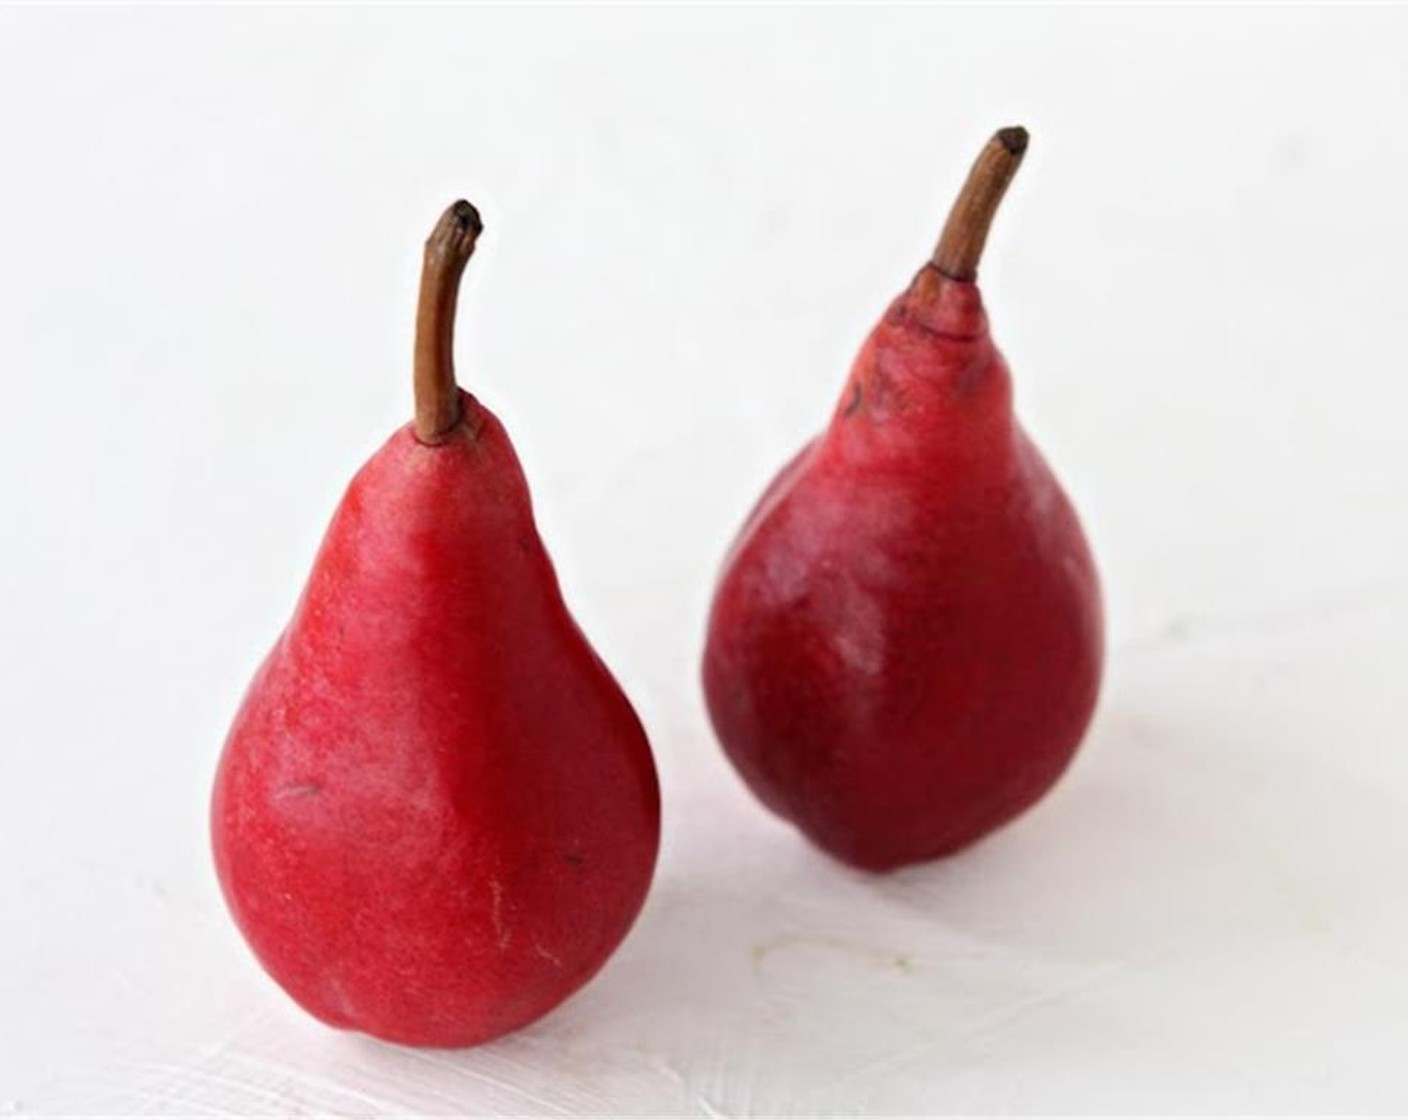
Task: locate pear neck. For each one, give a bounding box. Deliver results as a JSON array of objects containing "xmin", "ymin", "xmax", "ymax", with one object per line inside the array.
[{"xmin": 893, "ymin": 265, "xmax": 989, "ymax": 340}]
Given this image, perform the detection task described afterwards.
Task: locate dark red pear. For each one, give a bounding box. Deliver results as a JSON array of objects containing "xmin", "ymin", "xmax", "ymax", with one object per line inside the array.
[{"xmin": 702, "ymin": 129, "xmax": 1104, "ymax": 871}]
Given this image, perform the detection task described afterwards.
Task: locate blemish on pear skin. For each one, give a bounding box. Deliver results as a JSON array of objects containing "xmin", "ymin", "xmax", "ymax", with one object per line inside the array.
[
  {"xmin": 489, "ymin": 878, "xmax": 512, "ymax": 949},
  {"xmin": 276, "ymin": 783, "xmax": 322, "ymax": 800},
  {"xmin": 532, "ymin": 938, "xmax": 564, "ymax": 968}
]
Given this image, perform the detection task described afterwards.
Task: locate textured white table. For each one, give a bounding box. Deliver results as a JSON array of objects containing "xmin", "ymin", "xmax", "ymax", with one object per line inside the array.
[{"xmin": 3, "ymin": 7, "xmax": 1407, "ymax": 1115}]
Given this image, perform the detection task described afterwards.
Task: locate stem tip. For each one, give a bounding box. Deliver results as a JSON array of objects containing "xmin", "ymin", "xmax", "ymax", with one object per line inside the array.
[
  {"xmin": 451, "ymin": 199, "xmax": 483, "ymax": 235},
  {"xmin": 997, "ymin": 126, "xmax": 1029, "ymax": 155}
]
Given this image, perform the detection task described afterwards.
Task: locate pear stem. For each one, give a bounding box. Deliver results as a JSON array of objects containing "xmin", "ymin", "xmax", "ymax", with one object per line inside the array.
[
  {"xmin": 931, "ymin": 127, "xmax": 1028, "ymax": 282},
  {"xmin": 414, "ymin": 200, "xmax": 483, "ymax": 443}
]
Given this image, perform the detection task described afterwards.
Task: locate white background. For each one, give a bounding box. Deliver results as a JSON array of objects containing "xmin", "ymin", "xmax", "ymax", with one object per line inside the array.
[{"xmin": 3, "ymin": 6, "xmax": 1408, "ymax": 1115}]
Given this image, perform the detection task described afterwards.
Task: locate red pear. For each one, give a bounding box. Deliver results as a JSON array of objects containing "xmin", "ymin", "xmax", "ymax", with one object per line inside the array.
[
  {"xmin": 702, "ymin": 129, "xmax": 1103, "ymax": 871},
  {"xmin": 212, "ymin": 203, "xmax": 660, "ymax": 1047}
]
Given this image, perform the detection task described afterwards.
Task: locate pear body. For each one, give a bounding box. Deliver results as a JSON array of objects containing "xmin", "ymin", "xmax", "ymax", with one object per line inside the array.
[
  {"xmin": 213, "ymin": 393, "xmax": 659, "ymax": 1047},
  {"xmin": 702, "ymin": 271, "xmax": 1102, "ymax": 871}
]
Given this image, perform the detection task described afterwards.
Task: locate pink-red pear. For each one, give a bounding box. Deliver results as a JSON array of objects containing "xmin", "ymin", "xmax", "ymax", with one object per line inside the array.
[{"xmin": 212, "ymin": 203, "xmax": 660, "ymax": 1047}]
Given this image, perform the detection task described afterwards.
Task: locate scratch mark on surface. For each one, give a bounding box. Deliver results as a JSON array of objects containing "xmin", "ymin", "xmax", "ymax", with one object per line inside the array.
[
  {"xmin": 642, "ymin": 1050, "xmax": 735, "ymax": 1119},
  {"xmin": 697, "ymin": 1092, "xmax": 733, "ymax": 1118},
  {"xmin": 115, "ymin": 1005, "xmax": 280, "ymax": 1115},
  {"xmin": 490, "ymin": 877, "xmax": 512, "ymax": 949},
  {"xmin": 642, "ymin": 1049, "xmax": 689, "ymax": 1089},
  {"xmin": 127, "ymin": 1059, "xmax": 293, "ymax": 1114},
  {"xmin": 827, "ymin": 934, "xmax": 1190, "ymax": 1092},
  {"xmin": 1119, "ymin": 574, "xmax": 1408, "ymax": 657},
  {"xmin": 393, "ymin": 1045, "xmax": 585, "ymax": 1115},
  {"xmin": 231, "ymin": 1052, "xmax": 411, "ymax": 1115},
  {"xmin": 751, "ymin": 933, "xmax": 918, "ymax": 975}
]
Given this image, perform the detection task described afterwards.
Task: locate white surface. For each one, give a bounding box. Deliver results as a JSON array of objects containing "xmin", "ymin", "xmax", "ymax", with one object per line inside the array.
[{"xmin": 3, "ymin": 6, "xmax": 1408, "ymax": 1115}]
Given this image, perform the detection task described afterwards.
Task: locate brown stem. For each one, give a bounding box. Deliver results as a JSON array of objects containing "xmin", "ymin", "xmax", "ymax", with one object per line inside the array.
[
  {"xmin": 931, "ymin": 126, "xmax": 1028, "ymax": 282},
  {"xmin": 414, "ymin": 200, "xmax": 483, "ymax": 443}
]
